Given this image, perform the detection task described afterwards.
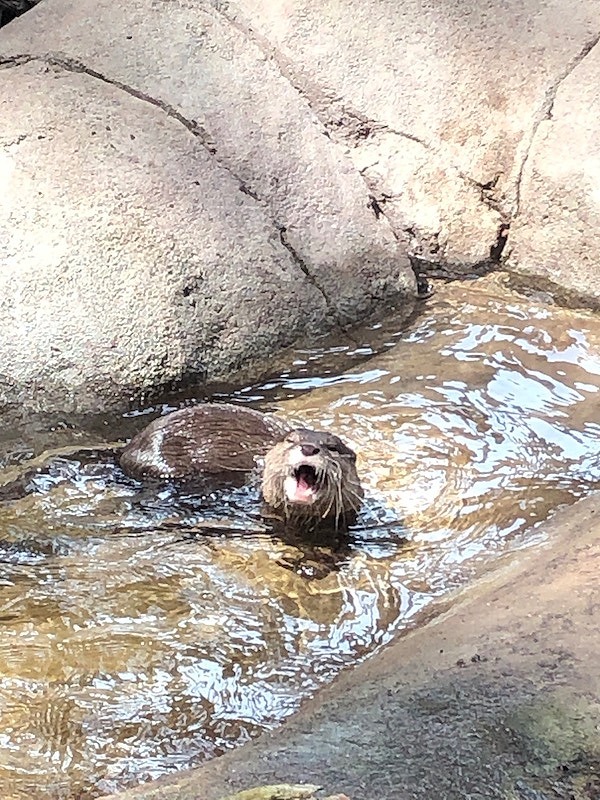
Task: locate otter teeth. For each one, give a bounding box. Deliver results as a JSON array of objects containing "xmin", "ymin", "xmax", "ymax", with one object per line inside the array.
[{"xmin": 284, "ymin": 464, "xmax": 319, "ymax": 504}]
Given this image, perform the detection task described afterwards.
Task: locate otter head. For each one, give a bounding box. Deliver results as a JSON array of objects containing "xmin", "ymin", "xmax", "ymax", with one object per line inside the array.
[{"xmin": 261, "ymin": 428, "xmax": 364, "ymax": 528}]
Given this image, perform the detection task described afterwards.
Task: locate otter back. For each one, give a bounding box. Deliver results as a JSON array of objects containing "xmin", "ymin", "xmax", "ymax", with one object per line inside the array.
[{"xmin": 119, "ymin": 403, "xmax": 291, "ymax": 480}]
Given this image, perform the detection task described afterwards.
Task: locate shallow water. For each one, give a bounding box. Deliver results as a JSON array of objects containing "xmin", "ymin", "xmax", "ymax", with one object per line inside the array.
[{"xmin": 0, "ymin": 273, "xmax": 598, "ymax": 799}]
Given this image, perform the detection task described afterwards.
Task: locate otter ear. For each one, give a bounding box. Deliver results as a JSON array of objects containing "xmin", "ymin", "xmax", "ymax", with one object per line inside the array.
[{"xmin": 336, "ymin": 440, "xmax": 357, "ymax": 460}]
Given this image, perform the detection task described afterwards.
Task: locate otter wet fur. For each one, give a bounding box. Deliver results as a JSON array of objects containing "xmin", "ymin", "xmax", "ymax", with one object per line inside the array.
[
  {"xmin": 119, "ymin": 403, "xmax": 290, "ymax": 479},
  {"xmin": 119, "ymin": 403, "xmax": 364, "ymax": 530}
]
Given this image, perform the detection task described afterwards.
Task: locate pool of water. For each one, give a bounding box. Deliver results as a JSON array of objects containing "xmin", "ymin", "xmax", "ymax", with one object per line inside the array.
[{"xmin": 0, "ymin": 273, "xmax": 598, "ymax": 799}]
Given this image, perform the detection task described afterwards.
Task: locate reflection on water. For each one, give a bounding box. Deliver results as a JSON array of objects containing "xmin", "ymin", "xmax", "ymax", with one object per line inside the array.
[{"xmin": 0, "ymin": 273, "xmax": 599, "ymax": 798}]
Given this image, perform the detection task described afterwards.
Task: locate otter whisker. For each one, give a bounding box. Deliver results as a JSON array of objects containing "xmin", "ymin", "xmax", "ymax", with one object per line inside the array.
[
  {"xmin": 321, "ymin": 485, "xmax": 337, "ymax": 519},
  {"xmin": 343, "ymin": 485, "xmax": 364, "ymax": 510},
  {"xmin": 335, "ymin": 478, "xmax": 345, "ymax": 528}
]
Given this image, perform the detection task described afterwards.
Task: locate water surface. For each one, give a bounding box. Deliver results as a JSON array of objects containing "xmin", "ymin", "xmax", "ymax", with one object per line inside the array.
[{"xmin": 0, "ymin": 273, "xmax": 598, "ymax": 798}]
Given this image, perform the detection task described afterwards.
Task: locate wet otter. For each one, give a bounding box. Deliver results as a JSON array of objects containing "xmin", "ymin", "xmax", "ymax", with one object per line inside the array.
[{"xmin": 119, "ymin": 404, "xmax": 363, "ymax": 527}]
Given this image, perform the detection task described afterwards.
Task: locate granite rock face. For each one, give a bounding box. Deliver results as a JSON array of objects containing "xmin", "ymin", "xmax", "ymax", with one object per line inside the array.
[
  {"xmin": 0, "ymin": 2, "xmax": 416, "ymax": 416},
  {"xmin": 231, "ymin": 0, "xmax": 600, "ymax": 281},
  {"xmin": 505, "ymin": 37, "xmax": 600, "ymax": 304}
]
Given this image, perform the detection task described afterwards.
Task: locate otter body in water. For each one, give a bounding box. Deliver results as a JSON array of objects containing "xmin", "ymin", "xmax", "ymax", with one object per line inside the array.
[
  {"xmin": 119, "ymin": 403, "xmax": 290, "ymax": 479},
  {"xmin": 120, "ymin": 404, "xmax": 363, "ymax": 527}
]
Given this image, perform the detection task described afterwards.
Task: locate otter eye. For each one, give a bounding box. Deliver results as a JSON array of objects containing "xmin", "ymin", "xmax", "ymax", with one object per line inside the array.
[{"xmin": 325, "ymin": 439, "xmax": 343, "ymax": 453}]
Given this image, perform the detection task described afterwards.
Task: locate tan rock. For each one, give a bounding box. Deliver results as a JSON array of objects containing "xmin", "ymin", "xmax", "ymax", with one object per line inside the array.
[
  {"xmin": 0, "ymin": 3, "xmax": 416, "ymax": 415},
  {"xmin": 506, "ymin": 37, "xmax": 600, "ymax": 304},
  {"xmin": 230, "ymin": 0, "xmax": 600, "ymax": 267},
  {"xmin": 1, "ymin": 0, "xmax": 599, "ymax": 403}
]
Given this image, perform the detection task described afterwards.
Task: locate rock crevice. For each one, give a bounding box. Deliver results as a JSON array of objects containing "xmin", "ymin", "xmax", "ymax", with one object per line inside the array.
[
  {"xmin": 0, "ymin": 52, "xmax": 264, "ymax": 203},
  {"xmin": 512, "ymin": 29, "xmax": 600, "ymax": 219}
]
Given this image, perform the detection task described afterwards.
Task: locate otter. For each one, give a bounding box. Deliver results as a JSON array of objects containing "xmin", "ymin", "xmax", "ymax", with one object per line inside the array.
[
  {"xmin": 119, "ymin": 404, "xmax": 363, "ymax": 528},
  {"xmin": 119, "ymin": 403, "xmax": 290, "ymax": 479}
]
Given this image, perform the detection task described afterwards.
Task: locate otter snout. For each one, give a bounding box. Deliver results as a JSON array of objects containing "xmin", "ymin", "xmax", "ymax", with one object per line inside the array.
[
  {"xmin": 300, "ymin": 443, "xmax": 320, "ymax": 457},
  {"xmin": 284, "ymin": 438, "xmax": 326, "ymax": 506}
]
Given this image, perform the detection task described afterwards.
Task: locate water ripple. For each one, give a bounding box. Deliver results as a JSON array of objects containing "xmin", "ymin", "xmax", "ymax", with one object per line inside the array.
[{"xmin": 0, "ymin": 274, "xmax": 598, "ymax": 798}]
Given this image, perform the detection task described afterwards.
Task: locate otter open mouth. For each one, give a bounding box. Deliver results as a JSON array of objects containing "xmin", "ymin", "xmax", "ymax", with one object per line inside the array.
[{"xmin": 284, "ymin": 464, "xmax": 320, "ymax": 504}]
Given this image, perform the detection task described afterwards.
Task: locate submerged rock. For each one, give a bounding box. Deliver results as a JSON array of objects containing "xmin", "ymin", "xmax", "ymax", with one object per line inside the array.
[{"xmin": 219, "ymin": 786, "xmax": 348, "ymax": 800}]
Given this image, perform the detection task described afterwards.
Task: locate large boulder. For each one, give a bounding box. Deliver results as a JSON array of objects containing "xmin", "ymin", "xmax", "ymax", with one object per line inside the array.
[
  {"xmin": 506, "ymin": 38, "xmax": 600, "ymax": 304},
  {"xmin": 230, "ymin": 0, "xmax": 600, "ymax": 278},
  {"xmin": 0, "ymin": 3, "xmax": 416, "ymax": 416}
]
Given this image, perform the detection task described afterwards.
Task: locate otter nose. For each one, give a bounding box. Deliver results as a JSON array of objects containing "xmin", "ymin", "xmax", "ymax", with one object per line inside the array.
[{"xmin": 300, "ymin": 443, "xmax": 320, "ymax": 457}]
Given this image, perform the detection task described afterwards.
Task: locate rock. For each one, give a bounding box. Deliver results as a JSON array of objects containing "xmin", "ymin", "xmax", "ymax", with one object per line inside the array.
[
  {"xmin": 219, "ymin": 786, "xmax": 322, "ymax": 800},
  {"xmin": 506, "ymin": 37, "xmax": 600, "ymax": 306},
  {"xmin": 1, "ymin": 0, "xmax": 600, "ymax": 406},
  {"xmin": 228, "ymin": 0, "xmax": 600, "ymax": 272},
  {"xmin": 0, "ymin": 0, "xmax": 39, "ymax": 28},
  {"xmin": 0, "ymin": 2, "xmax": 416, "ymax": 417}
]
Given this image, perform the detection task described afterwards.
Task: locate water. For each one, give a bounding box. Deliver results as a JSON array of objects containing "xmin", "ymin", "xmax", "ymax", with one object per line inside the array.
[{"xmin": 0, "ymin": 273, "xmax": 598, "ymax": 799}]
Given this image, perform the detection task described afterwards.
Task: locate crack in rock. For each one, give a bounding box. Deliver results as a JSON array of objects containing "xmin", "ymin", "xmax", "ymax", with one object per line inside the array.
[
  {"xmin": 276, "ymin": 224, "xmax": 332, "ymax": 308},
  {"xmin": 0, "ymin": 51, "xmax": 333, "ymax": 302},
  {"xmin": 276, "ymin": 226, "xmax": 360, "ymax": 343},
  {"xmin": 461, "ymin": 172, "xmax": 508, "ymax": 217},
  {"xmin": 0, "ymin": 52, "xmax": 261, "ymax": 201},
  {"xmin": 489, "ymin": 222, "xmax": 510, "ymax": 263},
  {"xmin": 513, "ymin": 30, "xmax": 600, "ymax": 219},
  {"xmin": 0, "ymin": 132, "xmax": 27, "ymax": 147},
  {"xmin": 320, "ymin": 104, "xmax": 430, "ymax": 150},
  {"xmin": 206, "ymin": 1, "xmax": 430, "ymax": 154}
]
